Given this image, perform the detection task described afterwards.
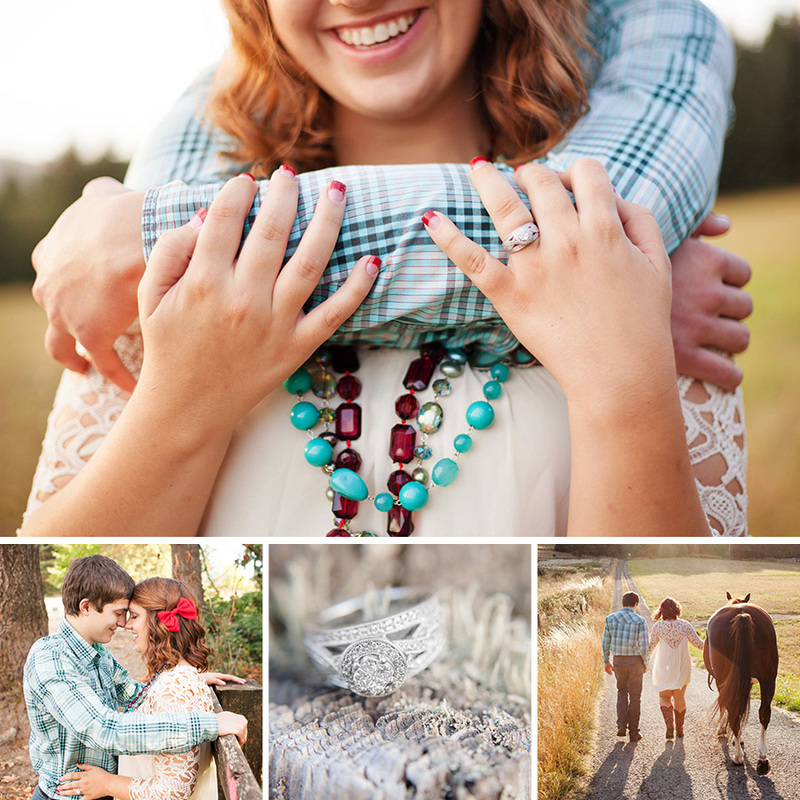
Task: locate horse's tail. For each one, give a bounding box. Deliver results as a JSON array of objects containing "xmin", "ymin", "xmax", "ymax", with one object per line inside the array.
[{"xmin": 718, "ymin": 612, "xmax": 754, "ymax": 734}]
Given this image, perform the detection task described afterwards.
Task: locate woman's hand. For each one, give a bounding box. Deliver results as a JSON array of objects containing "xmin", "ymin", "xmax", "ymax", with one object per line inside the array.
[
  {"xmin": 217, "ymin": 711, "xmax": 248, "ymax": 746},
  {"xmin": 31, "ymin": 177, "xmax": 146, "ymax": 392},
  {"xmin": 58, "ymin": 764, "xmax": 115, "ymax": 800},
  {"xmin": 136, "ymin": 171, "xmax": 379, "ymax": 431},
  {"xmin": 204, "ymin": 672, "xmax": 246, "ymax": 686},
  {"xmin": 424, "ymin": 158, "xmax": 676, "ymax": 409}
]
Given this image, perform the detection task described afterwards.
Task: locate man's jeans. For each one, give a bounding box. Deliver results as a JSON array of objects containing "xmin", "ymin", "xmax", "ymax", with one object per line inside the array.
[{"xmin": 613, "ymin": 655, "xmax": 645, "ymax": 732}]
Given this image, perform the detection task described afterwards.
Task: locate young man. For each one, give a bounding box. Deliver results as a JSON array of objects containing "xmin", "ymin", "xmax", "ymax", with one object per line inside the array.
[
  {"xmin": 24, "ymin": 555, "xmax": 247, "ymax": 800},
  {"xmin": 602, "ymin": 591, "xmax": 650, "ymax": 743}
]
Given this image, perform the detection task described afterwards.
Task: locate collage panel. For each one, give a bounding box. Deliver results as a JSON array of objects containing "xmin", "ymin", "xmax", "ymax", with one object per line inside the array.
[
  {"xmin": 0, "ymin": 542, "xmax": 264, "ymax": 800},
  {"xmin": 538, "ymin": 542, "xmax": 800, "ymax": 800},
  {"xmin": 268, "ymin": 542, "xmax": 532, "ymax": 799}
]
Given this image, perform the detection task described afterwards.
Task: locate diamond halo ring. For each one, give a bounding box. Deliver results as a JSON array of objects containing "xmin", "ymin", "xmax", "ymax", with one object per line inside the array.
[
  {"xmin": 502, "ymin": 221, "xmax": 540, "ymax": 253},
  {"xmin": 303, "ymin": 587, "xmax": 446, "ymax": 698}
]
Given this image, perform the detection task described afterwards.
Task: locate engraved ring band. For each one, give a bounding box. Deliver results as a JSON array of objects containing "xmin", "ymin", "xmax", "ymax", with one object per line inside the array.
[{"xmin": 303, "ymin": 587, "xmax": 446, "ymax": 698}]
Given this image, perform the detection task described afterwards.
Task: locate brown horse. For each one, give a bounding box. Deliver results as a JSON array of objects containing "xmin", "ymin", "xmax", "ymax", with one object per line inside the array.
[{"xmin": 704, "ymin": 592, "xmax": 779, "ymax": 774}]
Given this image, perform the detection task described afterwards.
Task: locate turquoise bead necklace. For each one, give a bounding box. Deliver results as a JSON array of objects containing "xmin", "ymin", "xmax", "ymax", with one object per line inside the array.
[
  {"xmin": 123, "ymin": 671, "xmax": 160, "ymax": 712},
  {"xmin": 285, "ymin": 344, "xmax": 520, "ymax": 537}
]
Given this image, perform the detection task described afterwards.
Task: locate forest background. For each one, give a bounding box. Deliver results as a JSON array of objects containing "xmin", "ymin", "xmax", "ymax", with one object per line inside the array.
[{"xmin": 0, "ymin": 17, "xmax": 799, "ymax": 534}]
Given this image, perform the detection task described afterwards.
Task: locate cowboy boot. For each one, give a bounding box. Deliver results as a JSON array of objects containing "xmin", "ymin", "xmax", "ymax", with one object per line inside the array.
[
  {"xmin": 675, "ymin": 709, "xmax": 686, "ymax": 738},
  {"xmin": 660, "ymin": 705, "xmax": 675, "ymax": 739}
]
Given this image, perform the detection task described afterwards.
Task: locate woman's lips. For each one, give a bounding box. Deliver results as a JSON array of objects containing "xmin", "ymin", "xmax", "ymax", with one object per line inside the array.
[{"xmin": 335, "ymin": 10, "xmax": 421, "ymax": 48}]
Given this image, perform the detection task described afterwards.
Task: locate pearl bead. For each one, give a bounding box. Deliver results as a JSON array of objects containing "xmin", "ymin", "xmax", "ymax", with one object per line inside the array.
[{"xmin": 412, "ymin": 467, "xmax": 429, "ymax": 485}]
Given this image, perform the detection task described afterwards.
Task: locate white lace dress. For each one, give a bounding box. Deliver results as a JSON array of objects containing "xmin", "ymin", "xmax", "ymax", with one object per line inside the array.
[
  {"xmin": 23, "ymin": 331, "xmax": 747, "ymax": 536},
  {"xmin": 117, "ymin": 664, "xmax": 217, "ymax": 800},
  {"xmin": 649, "ymin": 618, "xmax": 705, "ymax": 692}
]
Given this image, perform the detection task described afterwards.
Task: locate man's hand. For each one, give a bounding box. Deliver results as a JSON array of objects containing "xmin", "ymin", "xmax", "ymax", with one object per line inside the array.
[
  {"xmin": 605, "ymin": 664, "xmax": 614, "ymax": 675},
  {"xmin": 204, "ymin": 672, "xmax": 246, "ymax": 686},
  {"xmin": 31, "ymin": 177, "xmax": 147, "ymax": 392},
  {"xmin": 670, "ymin": 213, "xmax": 753, "ymax": 391},
  {"xmin": 217, "ymin": 711, "xmax": 248, "ymax": 746}
]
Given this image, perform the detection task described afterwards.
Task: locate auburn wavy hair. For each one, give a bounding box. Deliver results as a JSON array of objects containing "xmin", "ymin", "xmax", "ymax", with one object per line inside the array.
[
  {"xmin": 132, "ymin": 578, "xmax": 210, "ymax": 678},
  {"xmin": 654, "ymin": 597, "xmax": 683, "ymax": 621},
  {"xmin": 208, "ymin": 0, "xmax": 591, "ymax": 174}
]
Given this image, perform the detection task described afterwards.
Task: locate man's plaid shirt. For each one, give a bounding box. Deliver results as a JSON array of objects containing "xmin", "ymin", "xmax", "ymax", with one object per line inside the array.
[
  {"xmin": 23, "ymin": 620, "xmax": 217, "ymax": 796},
  {"xmin": 127, "ymin": 0, "xmax": 734, "ymax": 353},
  {"xmin": 602, "ymin": 606, "xmax": 650, "ymax": 666}
]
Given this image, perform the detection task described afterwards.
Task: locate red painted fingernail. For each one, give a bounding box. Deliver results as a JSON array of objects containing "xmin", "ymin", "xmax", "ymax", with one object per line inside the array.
[
  {"xmin": 189, "ymin": 207, "xmax": 208, "ymax": 228},
  {"xmin": 469, "ymin": 157, "xmax": 490, "ymax": 170},
  {"xmin": 278, "ymin": 164, "xmax": 296, "ymax": 178},
  {"xmin": 422, "ymin": 210, "xmax": 440, "ymax": 230},
  {"xmin": 328, "ymin": 180, "xmax": 346, "ymax": 203},
  {"xmin": 366, "ymin": 255, "xmax": 382, "ymax": 277},
  {"xmin": 239, "ymin": 172, "xmax": 256, "ymax": 182}
]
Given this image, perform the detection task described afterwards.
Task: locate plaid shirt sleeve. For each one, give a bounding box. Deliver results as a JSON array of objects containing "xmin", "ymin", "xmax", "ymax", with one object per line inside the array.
[
  {"xmin": 25, "ymin": 645, "xmax": 218, "ymax": 756},
  {"xmin": 130, "ymin": 0, "xmax": 733, "ymax": 350},
  {"xmin": 637, "ymin": 617, "xmax": 650, "ymax": 667},
  {"xmin": 602, "ymin": 617, "xmax": 612, "ymax": 666}
]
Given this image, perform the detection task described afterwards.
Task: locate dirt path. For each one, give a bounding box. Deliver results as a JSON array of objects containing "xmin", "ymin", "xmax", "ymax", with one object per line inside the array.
[{"xmin": 581, "ymin": 562, "xmax": 800, "ymax": 800}]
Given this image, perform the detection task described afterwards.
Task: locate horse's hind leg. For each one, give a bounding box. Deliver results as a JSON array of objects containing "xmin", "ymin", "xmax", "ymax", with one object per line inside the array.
[{"xmin": 757, "ymin": 677, "xmax": 775, "ymax": 775}]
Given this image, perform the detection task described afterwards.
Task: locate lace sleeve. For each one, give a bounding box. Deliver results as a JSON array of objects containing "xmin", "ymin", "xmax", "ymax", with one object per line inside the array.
[
  {"xmin": 649, "ymin": 622, "xmax": 660, "ymax": 652},
  {"xmin": 22, "ymin": 330, "xmax": 142, "ymax": 524},
  {"xmin": 680, "ymin": 376, "xmax": 747, "ymax": 536},
  {"xmin": 128, "ymin": 667, "xmax": 215, "ymax": 800},
  {"xmin": 683, "ymin": 619, "xmax": 705, "ymax": 650}
]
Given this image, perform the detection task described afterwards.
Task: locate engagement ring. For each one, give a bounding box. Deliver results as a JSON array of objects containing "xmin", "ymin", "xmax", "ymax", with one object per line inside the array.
[
  {"xmin": 303, "ymin": 587, "xmax": 446, "ymax": 697},
  {"xmin": 502, "ymin": 221, "xmax": 540, "ymax": 253}
]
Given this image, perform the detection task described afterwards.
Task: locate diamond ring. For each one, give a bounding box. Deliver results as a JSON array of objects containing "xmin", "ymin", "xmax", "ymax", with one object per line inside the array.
[
  {"xmin": 303, "ymin": 587, "xmax": 446, "ymax": 697},
  {"xmin": 502, "ymin": 221, "xmax": 540, "ymax": 253}
]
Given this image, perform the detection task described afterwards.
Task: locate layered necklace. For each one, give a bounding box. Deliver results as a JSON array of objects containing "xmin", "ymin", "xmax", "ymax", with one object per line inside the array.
[
  {"xmin": 285, "ymin": 343, "xmax": 537, "ymax": 536},
  {"xmin": 123, "ymin": 671, "xmax": 160, "ymax": 712}
]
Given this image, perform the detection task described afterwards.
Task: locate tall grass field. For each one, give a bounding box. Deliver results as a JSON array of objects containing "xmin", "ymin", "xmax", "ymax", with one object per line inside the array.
[{"xmin": 0, "ymin": 186, "xmax": 798, "ymax": 535}]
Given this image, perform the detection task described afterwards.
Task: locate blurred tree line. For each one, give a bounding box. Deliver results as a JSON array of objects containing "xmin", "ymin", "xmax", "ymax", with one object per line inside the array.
[
  {"xmin": 552, "ymin": 543, "xmax": 800, "ymax": 560},
  {"xmin": 0, "ymin": 16, "xmax": 798, "ymax": 286}
]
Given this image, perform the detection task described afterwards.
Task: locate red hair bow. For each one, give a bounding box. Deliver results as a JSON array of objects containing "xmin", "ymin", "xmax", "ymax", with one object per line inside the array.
[{"xmin": 157, "ymin": 598, "xmax": 197, "ymax": 632}]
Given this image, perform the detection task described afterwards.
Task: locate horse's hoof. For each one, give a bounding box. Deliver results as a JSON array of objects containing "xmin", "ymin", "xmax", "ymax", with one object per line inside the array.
[{"xmin": 757, "ymin": 760, "xmax": 770, "ymax": 775}]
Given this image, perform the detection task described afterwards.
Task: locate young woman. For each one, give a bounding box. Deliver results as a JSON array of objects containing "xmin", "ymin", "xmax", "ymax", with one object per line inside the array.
[
  {"xmin": 650, "ymin": 597, "xmax": 705, "ymax": 739},
  {"xmin": 58, "ymin": 579, "xmax": 223, "ymax": 800},
  {"xmin": 22, "ymin": 0, "xmax": 748, "ymax": 537}
]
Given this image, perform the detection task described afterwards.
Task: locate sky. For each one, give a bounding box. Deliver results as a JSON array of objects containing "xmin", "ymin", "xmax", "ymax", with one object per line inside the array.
[{"xmin": 1, "ymin": 0, "xmax": 798, "ymax": 164}]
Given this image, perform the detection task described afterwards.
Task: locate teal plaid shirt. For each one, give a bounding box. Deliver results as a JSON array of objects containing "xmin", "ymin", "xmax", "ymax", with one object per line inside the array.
[
  {"xmin": 23, "ymin": 620, "xmax": 218, "ymax": 796},
  {"xmin": 128, "ymin": 0, "xmax": 734, "ymax": 353},
  {"xmin": 602, "ymin": 607, "xmax": 650, "ymax": 667}
]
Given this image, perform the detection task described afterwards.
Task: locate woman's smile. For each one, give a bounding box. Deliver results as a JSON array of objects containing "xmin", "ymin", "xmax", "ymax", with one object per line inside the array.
[{"xmin": 333, "ymin": 9, "xmax": 421, "ymax": 48}]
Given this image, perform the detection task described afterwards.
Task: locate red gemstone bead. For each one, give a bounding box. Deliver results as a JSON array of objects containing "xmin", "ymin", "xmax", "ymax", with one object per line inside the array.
[
  {"xmin": 332, "ymin": 493, "xmax": 359, "ymax": 520},
  {"xmin": 403, "ymin": 358, "xmax": 436, "ymax": 391},
  {"xmin": 389, "ymin": 424, "xmax": 416, "ymax": 463},
  {"xmin": 337, "ymin": 374, "xmax": 362, "ymax": 401},
  {"xmin": 395, "ymin": 393, "xmax": 419, "ymax": 420},
  {"xmin": 326, "ymin": 529, "xmax": 352, "ymax": 537},
  {"xmin": 387, "ymin": 506, "xmax": 414, "ymax": 536},
  {"xmin": 335, "ymin": 402, "xmax": 362, "ymax": 441},
  {"xmin": 335, "ymin": 448, "xmax": 362, "ymax": 472},
  {"xmin": 387, "ymin": 468, "xmax": 413, "ymax": 496},
  {"xmin": 420, "ymin": 341, "xmax": 447, "ymax": 365}
]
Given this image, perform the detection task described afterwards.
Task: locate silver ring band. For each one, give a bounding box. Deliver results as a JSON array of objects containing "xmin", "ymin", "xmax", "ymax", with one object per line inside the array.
[
  {"xmin": 502, "ymin": 221, "xmax": 540, "ymax": 253},
  {"xmin": 304, "ymin": 587, "xmax": 446, "ymax": 697}
]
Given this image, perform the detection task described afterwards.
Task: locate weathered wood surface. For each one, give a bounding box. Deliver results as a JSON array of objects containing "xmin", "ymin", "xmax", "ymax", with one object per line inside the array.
[
  {"xmin": 269, "ymin": 660, "xmax": 531, "ymax": 800},
  {"xmin": 215, "ymin": 680, "xmax": 263, "ymax": 783},
  {"xmin": 211, "ymin": 686, "xmax": 263, "ymax": 800}
]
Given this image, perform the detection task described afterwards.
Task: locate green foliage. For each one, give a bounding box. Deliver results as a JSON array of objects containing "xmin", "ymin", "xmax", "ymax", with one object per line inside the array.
[
  {"xmin": 0, "ymin": 148, "xmax": 127, "ymax": 284},
  {"xmin": 720, "ymin": 16, "xmax": 800, "ymax": 193},
  {"xmin": 205, "ymin": 589, "xmax": 263, "ymax": 678}
]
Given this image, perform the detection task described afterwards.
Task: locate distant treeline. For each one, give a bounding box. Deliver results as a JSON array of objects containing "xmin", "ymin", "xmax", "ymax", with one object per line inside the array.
[
  {"xmin": 552, "ymin": 543, "xmax": 800, "ymax": 560},
  {"xmin": 1, "ymin": 16, "xmax": 798, "ymax": 286}
]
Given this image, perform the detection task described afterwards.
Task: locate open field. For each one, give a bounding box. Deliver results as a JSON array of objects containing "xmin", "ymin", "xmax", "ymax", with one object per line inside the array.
[{"xmin": 1, "ymin": 186, "xmax": 798, "ymax": 535}]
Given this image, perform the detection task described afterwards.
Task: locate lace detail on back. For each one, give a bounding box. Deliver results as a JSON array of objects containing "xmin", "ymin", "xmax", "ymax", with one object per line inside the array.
[
  {"xmin": 127, "ymin": 664, "xmax": 215, "ymax": 800},
  {"xmin": 651, "ymin": 619, "xmax": 704, "ymax": 650},
  {"xmin": 23, "ymin": 331, "xmax": 748, "ymax": 536}
]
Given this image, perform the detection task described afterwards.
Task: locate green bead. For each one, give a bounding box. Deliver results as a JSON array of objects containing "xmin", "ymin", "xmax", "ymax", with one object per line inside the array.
[
  {"xmin": 483, "ymin": 380, "xmax": 503, "ymax": 400},
  {"xmin": 283, "ymin": 367, "xmax": 312, "ymax": 395},
  {"xmin": 417, "ymin": 401, "xmax": 444, "ymax": 434},
  {"xmin": 454, "ymin": 434, "xmax": 473, "ymax": 453},
  {"xmin": 330, "ymin": 468, "xmax": 369, "ymax": 501},
  {"xmin": 491, "ymin": 363, "xmax": 511, "ymax": 382},
  {"xmin": 311, "ymin": 368, "xmax": 337, "ymax": 399},
  {"xmin": 318, "ymin": 406, "xmax": 336, "ymax": 425},
  {"xmin": 432, "ymin": 458, "xmax": 459, "ymax": 487},
  {"xmin": 440, "ymin": 360, "xmax": 464, "ymax": 378},
  {"xmin": 290, "ymin": 402, "xmax": 319, "ymax": 430},
  {"xmin": 374, "ymin": 492, "xmax": 395, "ymax": 512},
  {"xmin": 432, "ymin": 379, "xmax": 452, "ymax": 397},
  {"xmin": 355, "ymin": 531, "xmax": 378, "ymax": 537},
  {"xmin": 304, "ymin": 438, "xmax": 333, "ymax": 467},
  {"xmin": 398, "ymin": 481, "xmax": 429, "ymax": 511},
  {"xmin": 466, "ymin": 401, "xmax": 495, "ymax": 430},
  {"xmin": 414, "ymin": 445, "xmax": 433, "ymax": 461}
]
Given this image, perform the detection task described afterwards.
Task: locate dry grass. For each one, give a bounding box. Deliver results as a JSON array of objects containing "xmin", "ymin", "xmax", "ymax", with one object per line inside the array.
[
  {"xmin": 0, "ymin": 284, "xmax": 63, "ymax": 535},
  {"xmin": 538, "ymin": 566, "xmax": 613, "ymax": 800}
]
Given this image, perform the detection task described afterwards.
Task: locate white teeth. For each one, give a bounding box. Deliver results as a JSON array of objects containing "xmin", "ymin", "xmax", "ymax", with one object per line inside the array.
[{"xmin": 337, "ymin": 12, "xmax": 418, "ymax": 48}]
